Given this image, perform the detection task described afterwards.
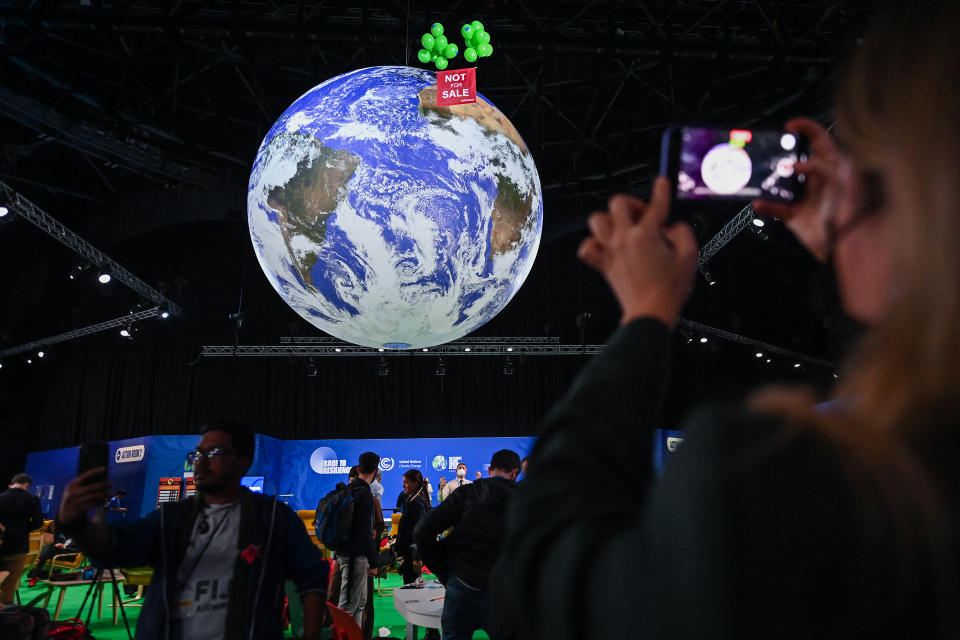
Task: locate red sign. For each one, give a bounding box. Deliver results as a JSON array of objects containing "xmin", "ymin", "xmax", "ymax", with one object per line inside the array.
[{"xmin": 436, "ymin": 68, "xmax": 477, "ymax": 106}]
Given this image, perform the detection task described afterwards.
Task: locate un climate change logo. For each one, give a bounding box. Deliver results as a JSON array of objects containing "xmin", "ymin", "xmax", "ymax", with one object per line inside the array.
[
  {"xmin": 379, "ymin": 458, "xmax": 395, "ymax": 472},
  {"xmin": 431, "ymin": 455, "xmax": 447, "ymax": 471}
]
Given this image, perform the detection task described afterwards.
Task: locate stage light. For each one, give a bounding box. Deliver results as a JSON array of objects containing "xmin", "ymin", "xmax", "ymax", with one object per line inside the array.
[
  {"xmin": 421, "ymin": 348, "xmax": 428, "ymax": 352},
  {"xmin": 120, "ymin": 327, "xmax": 131, "ymax": 338},
  {"xmin": 794, "ymin": 362, "xmax": 802, "ymax": 368},
  {"xmin": 699, "ymin": 337, "xmax": 708, "ymax": 344},
  {"xmin": 378, "ymin": 348, "xmax": 385, "ymax": 352},
  {"xmin": 67, "ymin": 264, "xmax": 87, "ymax": 281},
  {"xmin": 26, "ymin": 358, "xmax": 32, "ymax": 364},
  {"xmin": 755, "ymin": 352, "xmax": 763, "ymax": 358},
  {"xmin": 435, "ymin": 357, "xmax": 446, "ymax": 377},
  {"xmin": 160, "ymin": 311, "xmax": 170, "ymax": 319},
  {"xmin": 766, "ymin": 358, "xmax": 771, "ymax": 363},
  {"xmin": 503, "ymin": 356, "xmax": 514, "ymax": 376},
  {"xmin": 0, "ymin": 362, "xmax": 4, "ymax": 369},
  {"xmin": 506, "ymin": 347, "xmax": 513, "ymax": 352},
  {"xmin": 702, "ymin": 268, "xmax": 717, "ymax": 286},
  {"xmin": 752, "ymin": 218, "xmax": 765, "ymax": 227},
  {"xmin": 833, "ymin": 372, "xmax": 839, "ymax": 379},
  {"xmin": 334, "ymin": 348, "xmax": 342, "ymax": 353},
  {"xmin": 37, "ymin": 351, "xmax": 44, "ymax": 358},
  {"xmin": 0, "ymin": 206, "xmax": 8, "ymax": 217},
  {"xmin": 98, "ymin": 272, "xmax": 112, "ymax": 284},
  {"xmin": 464, "ymin": 347, "xmax": 471, "ymax": 352},
  {"xmin": 378, "ymin": 357, "xmax": 390, "ymax": 376}
]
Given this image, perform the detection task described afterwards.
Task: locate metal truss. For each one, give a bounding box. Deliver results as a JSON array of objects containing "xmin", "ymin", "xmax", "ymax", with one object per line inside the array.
[
  {"xmin": 205, "ymin": 320, "xmax": 833, "ymax": 369},
  {"xmin": 0, "ymin": 307, "xmax": 160, "ymax": 358},
  {"xmin": 278, "ymin": 336, "xmax": 559, "ymax": 345},
  {"xmin": 679, "ymin": 318, "xmax": 834, "ymax": 369},
  {"xmin": 0, "ymin": 181, "xmax": 181, "ymax": 315},
  {"xmin": 202, "ymin": 341, "xmax": 601, "ymax": 357},
  {"xmin": 697, "ymin": 203, "xmax": 757, "ymax": 268}
]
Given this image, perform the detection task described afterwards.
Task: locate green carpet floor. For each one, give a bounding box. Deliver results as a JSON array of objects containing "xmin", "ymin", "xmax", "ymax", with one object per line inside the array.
[{"xmin": 12, "ymin": 572, "xmax": 490, "ymax": 639}]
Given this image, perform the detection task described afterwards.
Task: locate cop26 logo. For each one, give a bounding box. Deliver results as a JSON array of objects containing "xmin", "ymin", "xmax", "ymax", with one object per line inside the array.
[
  {"xmin": 431, "ymin": 455, "xmax": 447, "ymax": 471},
  {"xmin": 379, "ymin": 457, "xmax": 395, "ymax": 472}
]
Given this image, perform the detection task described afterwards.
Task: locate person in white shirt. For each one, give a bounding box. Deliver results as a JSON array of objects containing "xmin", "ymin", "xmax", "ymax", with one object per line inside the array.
[{"xmin": 440, "ymin": 463, "xmax": 472, "ymax": 501}]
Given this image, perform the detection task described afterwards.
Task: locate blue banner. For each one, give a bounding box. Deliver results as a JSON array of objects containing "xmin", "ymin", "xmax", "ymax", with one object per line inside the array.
[
  {"xmin": 652, "ymin": 428, "xmax": 685, "ymax": 475},
  {"xmin": 280, "ymin": 437, "xmax": 536, "ymax": 513},
  {"xmin": 26, "ymin": 434, "xmax": 536, "ymax": 518}
]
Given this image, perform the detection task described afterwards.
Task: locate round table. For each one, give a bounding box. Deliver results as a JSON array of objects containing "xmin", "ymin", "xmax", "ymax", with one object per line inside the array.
[{"xmin": 392, "ymin": 581, "xmax": 444, "ymax": 639}]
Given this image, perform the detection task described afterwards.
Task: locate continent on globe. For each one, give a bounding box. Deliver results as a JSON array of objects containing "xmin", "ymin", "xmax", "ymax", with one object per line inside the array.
[
  {"xmin": 418, "ymin": 85, "xmax": 536, "ymax": 259},
  {"xmin": 248, "ymin": 66, "xmax": 543, "ymax": 350},
  {"xmin": 266, "ymin": 136, "xmax": 359, "ymax": 286}
]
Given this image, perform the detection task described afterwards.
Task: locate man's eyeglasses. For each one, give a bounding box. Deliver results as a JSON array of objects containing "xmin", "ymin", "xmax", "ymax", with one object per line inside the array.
[{"xmin": 185, "ymin": 447, "xmax": 233, "ymax": 464}]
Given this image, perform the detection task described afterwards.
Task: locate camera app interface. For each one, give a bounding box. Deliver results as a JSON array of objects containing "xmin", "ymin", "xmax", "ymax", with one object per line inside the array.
[{"xmin": 677, "ymin": 127, "xmax": 803, "ymax": 201}]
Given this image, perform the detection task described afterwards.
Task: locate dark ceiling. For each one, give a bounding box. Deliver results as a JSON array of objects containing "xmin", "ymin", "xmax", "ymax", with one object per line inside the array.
[{"xmin": 0, "ymin": 0, "xmax": 877, "ymax": 414}]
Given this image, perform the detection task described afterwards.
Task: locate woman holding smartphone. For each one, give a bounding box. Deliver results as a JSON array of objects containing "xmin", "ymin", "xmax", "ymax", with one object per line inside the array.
[{"xmin": 496, "ymin": 2, "xmax": 960, "ymax": 638}]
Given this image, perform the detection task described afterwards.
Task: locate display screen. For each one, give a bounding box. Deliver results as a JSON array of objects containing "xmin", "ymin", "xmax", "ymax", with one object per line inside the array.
[
  {"xmin": 241, "ymin": 476, "xmax": 264, "ymax": 493},
  {"xmin": 676, "ymin": 127, "xmax": 806, "ymax": 201}
]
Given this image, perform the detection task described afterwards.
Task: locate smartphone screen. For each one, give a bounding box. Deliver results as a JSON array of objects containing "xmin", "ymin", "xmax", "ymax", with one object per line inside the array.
[
  {"xmin": 77, "ymin": 442, "xmax": 109, "ymax": 483},
  {"xmin": 663, "ymin": 126, "xmax": 809, "ymax": 203}
]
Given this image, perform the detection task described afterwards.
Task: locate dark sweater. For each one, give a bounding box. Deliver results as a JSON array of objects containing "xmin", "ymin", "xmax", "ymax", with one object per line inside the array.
[
  {"xmin": 493, "ymin": 318, "xmax": 954, "ymax": 639},
  {"xmin": 0, "ymin": 487, "xmax": 43, "ymax": 555},
  {"xmin": 395, "ymin": 493, "xmax": 428, "ymax": 560},
  {"xmin": 414, "ymin": 476, "xmax": 516, "ymax": 590}
]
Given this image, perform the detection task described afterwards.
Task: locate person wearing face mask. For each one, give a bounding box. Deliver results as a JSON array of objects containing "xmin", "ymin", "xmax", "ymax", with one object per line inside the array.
[
  {"xmin": 440, "ymin": 463, "xmax": 472, "ymax": 501},
  {"xmin": 493, "ymin": 3, "xmax": 960, "ymax": 638}
]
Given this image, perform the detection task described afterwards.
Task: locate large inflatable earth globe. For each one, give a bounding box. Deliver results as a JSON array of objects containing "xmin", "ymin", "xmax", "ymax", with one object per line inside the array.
[{"xmin": 247, "ymin": 66, "xmax": 542, "ymax": 349}]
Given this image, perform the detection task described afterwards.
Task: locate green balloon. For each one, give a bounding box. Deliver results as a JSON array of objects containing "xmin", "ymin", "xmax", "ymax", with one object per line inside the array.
[
  {"xmin": 421, "ymin": 33, "xmax": 435, "ymax": 50},
  {"xmin": 461, "ymin": 24, "xmax": 472, "ymax": 38},
  {"xmin": 477, "ymin": 31, "xmax": 490, "ymax": 45},
  {"xmin": 444, "ymin": 43, "xmax": 459, "ymax": 59},
  {"xmin": 431, "ymin": 52, "xmax": 439, "ymax": 62},
  {"xmin": 435, "ymin": 57, "xmax": 449, "ymax": 70},
  {"xmin": 471, "ymin": 20, "xmax": 484, "ymax": 33},
  {"xmin": 417, "ymin": 48, "xmax": 432, "ymax": 64},
  {"xmin": 431, "ymin": 23, "xmax": 444, "ymax": 38},
  {"xmin": 478, "ymin": 42, "xmax": 493, "ymax": 57},
  {"xmin": 464, "ymin": 47, "xmax": 478, "ymax": 63},
  {"xmin": 434, "ymin": 35, "xmax": 448, "ymax": 51}
]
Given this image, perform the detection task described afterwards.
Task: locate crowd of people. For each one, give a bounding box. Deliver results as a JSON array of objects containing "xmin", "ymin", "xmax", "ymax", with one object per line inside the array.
[{"xmin": 2, "ymin": 2, "xmax": 959, "ymax": 638}]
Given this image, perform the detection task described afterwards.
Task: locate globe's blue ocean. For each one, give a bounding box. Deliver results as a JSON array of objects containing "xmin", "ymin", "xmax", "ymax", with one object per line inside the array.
[{"xmin": 248, "ymin": 66, "xmax": 542, "ymax": 349}]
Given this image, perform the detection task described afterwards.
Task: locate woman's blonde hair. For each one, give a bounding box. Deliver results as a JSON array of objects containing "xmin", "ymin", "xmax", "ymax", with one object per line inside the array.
[
  {"xmin": 750, "ymin": 3, "xmax": 960, "ymax": 629},
  {"xmin": 831, "ymin": 1, "xmax": 960, "ymax": 432}
]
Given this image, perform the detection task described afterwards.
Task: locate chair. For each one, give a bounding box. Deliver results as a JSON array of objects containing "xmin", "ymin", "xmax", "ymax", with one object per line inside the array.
[
  {"xmin": 45, "ymin": 551, "xmax": 85, "ymax": 579},
  {"xmin": 387, "ymin": 513, "xmax": 402, "ymax": 537},
  {"xmin": 297, "ymin": 509, "xmax": 333, "ymax": 558},
  {"xmin": 119, "ymin": 566, "xmax": 153, "ymax": 604},
  {"xmin": 326, "ymin": 602, "xmax": 362, "ymax": 640}
]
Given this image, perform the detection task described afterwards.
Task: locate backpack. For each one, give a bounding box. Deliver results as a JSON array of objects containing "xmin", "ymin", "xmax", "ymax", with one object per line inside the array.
[
  {"xmin": 313, "ymin": 484, "xmax": 356, "ymax": 550},
  {"xmin": 0, "ymin": 593, "xmax": 51, "ymax": 640}
]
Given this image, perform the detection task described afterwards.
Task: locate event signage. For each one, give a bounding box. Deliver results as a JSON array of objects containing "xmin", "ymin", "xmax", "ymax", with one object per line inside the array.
[
  {"xmin": 436, "ymin": 68, "xmax": 477, "ymax": 106},
  {"xmin": 115, "ymin": 444, "xmax": 145, "ymax": 464}
]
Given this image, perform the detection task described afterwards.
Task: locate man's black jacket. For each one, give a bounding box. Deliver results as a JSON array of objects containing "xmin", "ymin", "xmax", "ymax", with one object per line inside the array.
[
  {"xmin": 341, "ymin": 478, "xmax": 377, "ymax": 566},
  {"xmin": 414, "ymin": 476, "xmax": 515, "ymax": 590},
  {"xmin": 0, "ymin": 487, "xmax": 43, "ymax": 555}
]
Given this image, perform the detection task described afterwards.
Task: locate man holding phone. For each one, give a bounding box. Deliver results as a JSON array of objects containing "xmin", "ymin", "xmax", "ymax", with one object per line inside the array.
[{"xmin": 57, "ymin": 422, "xmax": 328, "ymax": 640}]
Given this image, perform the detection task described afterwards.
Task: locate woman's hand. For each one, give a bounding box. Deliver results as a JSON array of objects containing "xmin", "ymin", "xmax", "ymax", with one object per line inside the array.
[
  {"xmin": 752, "ymin": 118, "xmax": 851, "ymax": 262},
  {"xmin": 578, "ymin": 177, "xmax": 698, "ymax": 328}
]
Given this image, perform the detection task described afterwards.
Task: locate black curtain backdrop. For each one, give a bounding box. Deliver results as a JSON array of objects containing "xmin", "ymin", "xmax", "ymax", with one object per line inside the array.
[{"xmin": 0, "ymin": 212, "xmax": 845, "ymax": 483}]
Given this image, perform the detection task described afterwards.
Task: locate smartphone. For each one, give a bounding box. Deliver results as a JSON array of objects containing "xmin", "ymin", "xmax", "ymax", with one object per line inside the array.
[
  {"xmin": 77, "ymin": 441, "xmax": 109, "ymax": 484},
  {"xmin": 660, "ymin": 126, "xmax": 810, "ymax": 203}
]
